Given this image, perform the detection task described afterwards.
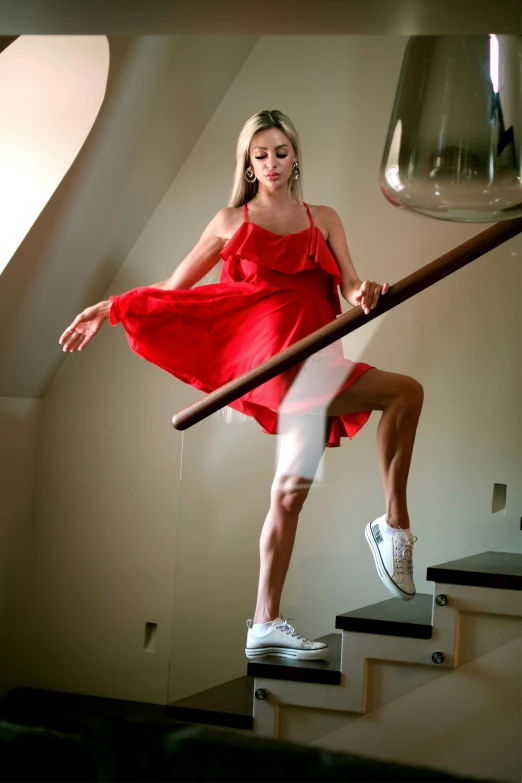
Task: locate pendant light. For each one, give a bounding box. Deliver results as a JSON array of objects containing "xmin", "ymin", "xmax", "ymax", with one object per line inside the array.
[{"xmin": 380, "ymin": 35, "xmax": 522, "ymax": 222}]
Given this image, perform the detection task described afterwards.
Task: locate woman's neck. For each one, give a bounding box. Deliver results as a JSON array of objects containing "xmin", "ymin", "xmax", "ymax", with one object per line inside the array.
[{"xmin": 250, "ymin": 191, "xmax": 301, "ymax": 211}]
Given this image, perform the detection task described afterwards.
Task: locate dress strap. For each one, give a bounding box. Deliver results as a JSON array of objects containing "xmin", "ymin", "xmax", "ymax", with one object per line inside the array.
[
  {"xmin": 303, "ymin": 201, "xmax": 314, "ymax": 228},
  {"xmin": 243, "ymin": 202, "xmax": 249, "ymax": 222}
]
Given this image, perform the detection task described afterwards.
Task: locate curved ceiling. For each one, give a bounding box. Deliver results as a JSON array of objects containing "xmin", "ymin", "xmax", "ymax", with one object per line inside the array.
[{"xmin": 0, "ymin": 35, "xmax": 109, "ymax": 276}]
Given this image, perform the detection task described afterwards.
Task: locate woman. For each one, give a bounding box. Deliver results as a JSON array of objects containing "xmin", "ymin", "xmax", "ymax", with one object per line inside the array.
[{"xmin": 59, "ymin": 110, "xmax": 423, "ymax": 662}]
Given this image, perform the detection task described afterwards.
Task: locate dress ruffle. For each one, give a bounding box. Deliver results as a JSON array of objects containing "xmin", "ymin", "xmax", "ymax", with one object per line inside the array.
[{"xmin": 219, "ymin": 222, "xmax": 342, "ymax": 314}]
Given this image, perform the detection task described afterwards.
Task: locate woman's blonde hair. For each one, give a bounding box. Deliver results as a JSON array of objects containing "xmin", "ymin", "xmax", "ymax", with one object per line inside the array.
[{"xmin": 228, "ymin": 109, "xmax": 303, "ymax": 208}]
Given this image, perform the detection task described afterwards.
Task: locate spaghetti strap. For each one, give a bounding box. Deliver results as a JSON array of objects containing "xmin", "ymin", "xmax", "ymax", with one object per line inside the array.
[
  {"xmin": 303, "ymin": 201, "xmax": 314, "ymax": 227},
  {"xmin": 243, "ymin": 202, "xmax": 249, "ymax": 222}
]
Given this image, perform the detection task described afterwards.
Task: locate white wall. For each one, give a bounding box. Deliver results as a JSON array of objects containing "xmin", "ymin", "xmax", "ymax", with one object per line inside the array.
[
  {"xmin": 5, "ymin": 34, "xmax": 257, "ymax": 706},
  {"xmin": 0, "ymin": 398, "xmax": 41, "ymax": 703},
  {"xmin": 15, "ymin": 35, "xmax": 521, "ymax": 709}
]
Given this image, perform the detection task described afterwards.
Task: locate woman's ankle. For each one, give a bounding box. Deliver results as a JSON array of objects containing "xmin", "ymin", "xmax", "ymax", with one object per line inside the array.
[
  {"xmin": 385, "ymin": 514, "xmax": 410, "ymax": 531},
  {"xmin": 253, "ymin": 611, "xmax": 279, "ymax": 624}
]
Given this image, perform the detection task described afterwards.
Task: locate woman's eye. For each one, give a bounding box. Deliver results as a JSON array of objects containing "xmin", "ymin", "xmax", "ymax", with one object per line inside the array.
[{"xmin": 255, "ymin": 155, "xmax": 288, "ymax": 159}]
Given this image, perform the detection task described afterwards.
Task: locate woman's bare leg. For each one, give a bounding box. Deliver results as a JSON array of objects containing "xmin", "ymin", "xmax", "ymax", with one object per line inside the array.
[
  {"xmin": 327, "ymin": 368, "xmax": 424, "ymax": 530},
  {"xmin": 253, "ymin": 415, "xmax": 328, "ymax": 624},
  {"xmin": 252, "ymin": 368, "xmax": 423, "ymax": 622}
]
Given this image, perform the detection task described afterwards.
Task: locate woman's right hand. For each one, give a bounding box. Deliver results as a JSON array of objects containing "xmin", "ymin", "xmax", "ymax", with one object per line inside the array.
[{"xmin": 59, "ymin": 300, "xmax": 111, "ymax": 352}]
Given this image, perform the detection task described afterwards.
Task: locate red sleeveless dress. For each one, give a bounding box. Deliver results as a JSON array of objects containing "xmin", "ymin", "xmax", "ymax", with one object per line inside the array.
[{"xmin": 108, "ymin": 201, "xmax": 374, "ymax": 447}]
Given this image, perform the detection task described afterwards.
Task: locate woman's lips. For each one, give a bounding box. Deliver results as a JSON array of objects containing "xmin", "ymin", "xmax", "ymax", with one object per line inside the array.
[{"xmin": 266, "ymin": 173, "xmax": 280, "ymax": 180}]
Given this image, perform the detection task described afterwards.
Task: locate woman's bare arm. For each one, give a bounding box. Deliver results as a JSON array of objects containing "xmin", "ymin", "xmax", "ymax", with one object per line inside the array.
[
  {"xmin": 59, "ymin": 209, "xmax": 232, "ymax": 352},
  {"xmin": 151, "ymin": 208, "xmax": 230, "ymax": 290},
  {"xmin": 322, "ymin": 205, "xmax": 389, "ymax": 313},
  {"xmin": 322, "ymin": 206, "xmax": 361, "ymax": 287}
]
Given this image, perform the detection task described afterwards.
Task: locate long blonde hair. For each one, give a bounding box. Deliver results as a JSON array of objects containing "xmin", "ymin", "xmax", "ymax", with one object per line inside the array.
[{"xmin": 228, "ymin": 109, "xmax": 304, "ymax": 208}]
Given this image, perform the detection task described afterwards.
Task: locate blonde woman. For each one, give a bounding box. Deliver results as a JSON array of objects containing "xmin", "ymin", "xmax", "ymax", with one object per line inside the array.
[{"xmin": 60, "ymin": 110, "xmax": 423, "ymax": 661}]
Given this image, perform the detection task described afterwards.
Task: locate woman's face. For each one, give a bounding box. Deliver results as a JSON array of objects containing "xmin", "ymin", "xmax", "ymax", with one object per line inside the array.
[{"xmin": 249, "ymin": 127, "xmax": 296, "ymax": 191}]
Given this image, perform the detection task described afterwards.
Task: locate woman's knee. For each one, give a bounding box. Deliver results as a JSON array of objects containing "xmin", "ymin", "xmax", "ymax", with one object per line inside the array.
[
  {"xmin": 272, "ymin": 474, "xmax": 312, "ymax": 514},
  {"xmin": 397, "ymin": 375, "xmax": 424, "ymax": 414}
]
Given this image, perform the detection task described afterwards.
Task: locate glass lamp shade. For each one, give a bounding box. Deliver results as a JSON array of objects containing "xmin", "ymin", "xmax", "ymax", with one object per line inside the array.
[{"xmin": 380, "ymin": 36, "xmax": 522, "ymax": 222}]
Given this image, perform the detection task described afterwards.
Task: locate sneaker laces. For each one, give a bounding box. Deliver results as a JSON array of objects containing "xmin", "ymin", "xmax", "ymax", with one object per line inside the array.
[
  {"xmin": 275, "ymin": 616, "xmax": 310, "ymax": 642},
  {"xmin": 394, "ymin": 530, "xmax": 418, "ymax": 575}
]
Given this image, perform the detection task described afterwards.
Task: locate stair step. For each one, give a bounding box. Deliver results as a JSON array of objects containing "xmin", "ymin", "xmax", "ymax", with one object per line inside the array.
[
  {"xmin": 166, "ymin": 676, "xmax": 254, "ymax": 730},
  {"xmin": 427, "ymin": 550, "xmax": 522, "ymax": 591},
  {"xmin": 335, "ymin": 594, "xmax": 432, "ymax": 638},
  {"xmin": 246, "ymin": 632, "xmax": 342, "ymax": 685},
  {"xmin": 0, "ymin": 687, "xmax": 164, "ymax": 732},
  {"xmin": 167, "ymin": 632, "xmax": 343, "ymax": 730}
]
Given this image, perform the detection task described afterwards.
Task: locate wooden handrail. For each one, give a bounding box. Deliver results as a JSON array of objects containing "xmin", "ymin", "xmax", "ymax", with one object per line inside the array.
[{"xmin": 172, "ymin": 218, "xmax": 521, "ymax": 430}]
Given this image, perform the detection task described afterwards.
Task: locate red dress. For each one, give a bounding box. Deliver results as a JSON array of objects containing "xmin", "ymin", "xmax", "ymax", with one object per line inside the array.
[{"xmin": 109, "ymin": 201, "xmax": 374, "ymax": 447}]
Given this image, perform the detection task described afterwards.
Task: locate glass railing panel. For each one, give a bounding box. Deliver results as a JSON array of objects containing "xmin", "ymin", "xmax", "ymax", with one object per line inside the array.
[{"xmin": 165, "ymin": 340, "xmax": 378, "ymax": 704}]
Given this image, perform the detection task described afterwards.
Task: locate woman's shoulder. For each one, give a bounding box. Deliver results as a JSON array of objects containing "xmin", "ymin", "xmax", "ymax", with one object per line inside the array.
[
  {"xmin": 308, "ymin": 203, "xmax": 337, "ymax": 241},
  {"xmin": 308, "ymin": 203, "xmax": 336, "ymax": 220},
  {"xmin": 209, "ymin": 206, "xmax": 243, "ymax": 241},
  {"xmin": 214, "ymin": 205, "xmax": 243, "ymax": 222}
]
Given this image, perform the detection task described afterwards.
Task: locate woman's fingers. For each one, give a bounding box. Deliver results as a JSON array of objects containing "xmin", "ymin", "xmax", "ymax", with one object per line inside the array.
[
  {"xmin": 358, "ymin": 280, "xmax": 370, "ymax": 313},
  {"xmin": 59, "ymin": 313, "xmax": 97, "ymax": 352},
  {"xmin": 59, "ymin": 314, "xmax": 83, "ymax": 346},
  {"xmin": 60, "ymin": 302, "xmax": 110, "ymax": 353},
  {"xmin": 59, "ymin": 330, "xmax": 73, "ymax": 351},
  {"xmin": 62, "ymin": 330, "xmax": 83, "ymax": 352},
  {"xmin": 59, "ymin": 325, "xmax": 74, "ymax": 345},
  {"xmin": 359, "ymin": 280, "xmax": 374, "ymax": 314},
  {"xmin": 360, "ymin": 280, "xmax": 390, "ymax": 314},
  {"xmin": 75, "ymin": 333, "xmax": 90, "ymax": 351},
  {"xmin": 369, "ymin": 287, "xmax": 379, "ymax": 309}
]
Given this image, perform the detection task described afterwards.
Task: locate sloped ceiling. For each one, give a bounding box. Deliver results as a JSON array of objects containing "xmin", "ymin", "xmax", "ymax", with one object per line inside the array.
[
  {"xmin": 0, "ymin": 35, "xmax": 257, "ymax": 397},
  {"xmin": 0, "ymin": 0, "xmax": 519, "ymax": 34}
]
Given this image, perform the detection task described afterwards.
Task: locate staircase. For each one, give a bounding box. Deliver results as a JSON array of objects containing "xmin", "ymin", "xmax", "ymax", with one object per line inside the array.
[
  {"xmin": 168, "ymin": 550, "xmax": 522, "ymax": 780},
  {"xmin": 3, "ymin": 550, "xmax": 520, "ymax": 780},
  {"xmin": 160, "ymin": 549, "xmax": 522, "ymax": 783}
]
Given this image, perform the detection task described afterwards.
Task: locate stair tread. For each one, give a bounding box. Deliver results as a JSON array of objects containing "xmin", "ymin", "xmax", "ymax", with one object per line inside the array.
[
  {"xmin": 1, "ymin": 687, "xmax": 164, "ymax": 732},
  {"xmin": 246, "ymin": 632, "xmax": 342, "ymax": 685},
  {"xmin": 427, "ymin": 550, "xmax": 522, "ymax": 590},
  {"xmin": 167, "ymin": 633, "xmax": 343, "ymax": 727},
  {"xmin": 335, "ymin": 593, "xmax": 432, "ymax": 638},
  {"xmin": 166, "ymin": 675, "xmax": 253, "ymax": 729}
]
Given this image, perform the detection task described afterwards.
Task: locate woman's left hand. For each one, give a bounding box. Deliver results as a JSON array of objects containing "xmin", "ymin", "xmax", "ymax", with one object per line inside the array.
[{"xmin": 341, "ymin": 278, "xmax": 390, "ymax": 314}]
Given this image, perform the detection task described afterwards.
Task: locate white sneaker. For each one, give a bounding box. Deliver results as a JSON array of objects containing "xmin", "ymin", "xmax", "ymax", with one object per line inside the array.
[
  {"xmin": 245, "ymin": 616, "xmax": 330, "ymax": 661},
  {"xmin": 365, "ymin": 515, "xmax": 417, "ymax": 600}
]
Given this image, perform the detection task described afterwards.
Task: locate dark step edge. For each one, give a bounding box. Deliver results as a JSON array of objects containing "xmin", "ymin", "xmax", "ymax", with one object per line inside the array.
[
  {"xmin": 246, "ymin": 632, "xmax": 341, "ymax": 686},
  {"xmin": 426, "ymin": 567, "xmax": 522, "ymax": 591},
  {"xmin": 165, "ymin": 705, "xmax": 253, "ymax": 731},
  {"xmin": 335, "ymin": 616, "xmax": 432, "ymax": 640},
  {"xmin": 335, "ymin": 593, "xmax": 433, "ymax": 640},
  {"xmin": 165, "ymin": 676, "xmax": 254, "ymax": 731},
  {"xmin": 426, "ymin": 551, "xmax": 522, "ymax": 591},
  {"xmin": 0, "ymin": 687, "xmax": 165, "ymax": 733},
  {"xmin": 246, "ymin": 662, "xmax": 341, "ymax": 686}
]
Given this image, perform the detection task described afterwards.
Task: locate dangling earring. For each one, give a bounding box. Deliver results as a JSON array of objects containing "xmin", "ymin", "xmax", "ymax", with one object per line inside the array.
[
  {"xmin": 292, "ymin": 161, "xmax": 300, "ymax": 180},
  {"xmin": 245, "ymin": 165, "xmax": 256, "ymax": 183}
]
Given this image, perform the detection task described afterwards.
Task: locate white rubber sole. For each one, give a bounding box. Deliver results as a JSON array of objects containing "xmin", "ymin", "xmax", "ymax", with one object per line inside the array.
[
  {"xmin": 245, "ymin": 645, "xmax": 330, "ymax": 661},
  {"xmin": 365, "ymin": 521, "xmax": 415, "ymax": 601}
]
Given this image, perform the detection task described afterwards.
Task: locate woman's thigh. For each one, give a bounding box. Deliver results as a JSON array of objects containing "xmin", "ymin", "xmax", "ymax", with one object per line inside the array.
[{"xmin": 326, "ymin": 368, "xmax": 420, "ymax": 416}]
